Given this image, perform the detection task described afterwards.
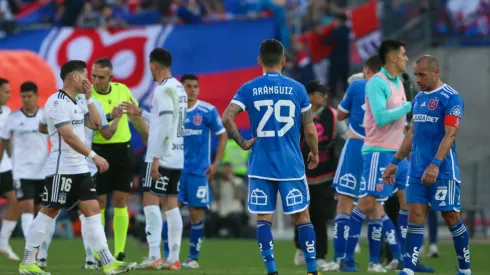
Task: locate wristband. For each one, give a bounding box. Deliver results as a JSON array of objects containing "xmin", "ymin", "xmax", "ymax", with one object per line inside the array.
[
  {"xmin": 86, "ymin": 98, "xmax": 94, "ymax": 104},
  {"xmin": 431, "ymin": 158, "xmax": 442, "ymax": 167},
  {"xmin": 390, "ymin": 157, "xmax": 401, "ymax": 166},
  {"xmin": 87, "ymin": 151, "xmax": 97, "ymax": 160}
]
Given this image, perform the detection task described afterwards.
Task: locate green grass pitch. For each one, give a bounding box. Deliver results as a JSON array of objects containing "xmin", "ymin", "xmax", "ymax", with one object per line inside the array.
[{"xmin": 1, "ymin": 238, "xmax": 487, "ymax": 274}]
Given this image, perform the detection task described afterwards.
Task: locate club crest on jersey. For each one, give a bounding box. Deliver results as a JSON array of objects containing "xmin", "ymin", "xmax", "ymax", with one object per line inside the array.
[
  {"xmin": 54, "ymin": 100, "xmax": 59, "ymax": 106},
  {"xmin": 428, "ymin": 99, "xmax": 439, "ymax": 110},
  {"xmin": 193, "ymin": 115, "xmax": 203, "ymax": 125},
  {"xmin": 376, "ymin": 183, "xmax": 384, "ymax": 192}
]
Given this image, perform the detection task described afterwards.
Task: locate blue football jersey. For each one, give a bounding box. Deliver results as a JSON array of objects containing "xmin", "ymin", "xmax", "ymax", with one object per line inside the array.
[
  {"xmin": 338, "ymin": 79, "xmax": 366, "ymax": 137},
  {"xmin": 232, "ymin": 72, "xmax": 311, "ymax": 180},
  {"xmin": 410, "ymin": 84, "xmax": 463, "ymax": 181},
  {"xmin": 183, "ymin": 100, "xmax": 225, "ymax": 176}
]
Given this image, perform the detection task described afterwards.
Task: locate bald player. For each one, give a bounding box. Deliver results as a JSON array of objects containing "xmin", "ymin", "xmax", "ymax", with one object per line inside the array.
[{"xmin": 383, "ymin": 55, "xmax": 471, "ymax": 275}]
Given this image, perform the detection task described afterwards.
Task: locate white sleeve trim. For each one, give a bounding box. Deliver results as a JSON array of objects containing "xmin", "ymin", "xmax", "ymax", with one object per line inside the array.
[
  {"xmin": 338, "ymin": 104, "xmax": 350, "ymax": 113},
  {"xmin": 301, "ymin": 104, "xmax": 312, "ymax": 113},
  {"xmin": 142, "ymin": 110, "xmax": 151, "ymax": 123},
  {"xmin": 231, "ymin": 100, "xmax": 246, "ymax": 111},
  {"xmin": 215, "ymin": 128, "xmax": 226, "ymax": 135}
]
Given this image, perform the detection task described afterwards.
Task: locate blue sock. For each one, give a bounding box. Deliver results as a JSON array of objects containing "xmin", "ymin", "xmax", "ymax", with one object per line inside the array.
[
  {"xmin": 333, "ymin": 213, "xmax": 349, "ymax": 262},
  {"xmin": 381, "ymin": 214, "xmax": 402, "ymax": 261},
  {"xmin": 448, "ymin": 221, "xmax": 470, "ymax": 270},
  {"xmin": 298, "ymin": 222, "xmax": 317, "ymax": 273},
  {"xmin": 368, "ymin": 219, "xmax": 383, "ymax": 264},
  {"xmin": 403, "ymin": 223, "xmax": 424, "ymax": 271},
  {"xmin": 345, "ymin": 207, "xmax": 366, "ymax": 263},
  {"xmin": 162, "ymin": 220, "xmax": 169, "ymax": 258},
  {"xmin": 256, "ymin": 220, "xmax": 277, "ymax": 274},
  {"xmin": 398, "ymin": 209, "xmax": 408, "ymax": 254},
  {"xmin": 189, "ymin": 220, "xmax": 204, "ymax": 260},
  {"xmin": 428, "ymin": 210, "xmax": 438, "ymax": 245}
]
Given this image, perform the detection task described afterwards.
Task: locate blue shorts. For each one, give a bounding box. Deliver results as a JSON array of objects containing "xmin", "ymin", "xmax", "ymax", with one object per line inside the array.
[
  {"xmin": 248, "ymin": 178, "xmax": 309, "ymax": 215},
  {"xmin": 406, "ymin": 177, "xmax": 461, "ymax": 212},
  {"xmin": 332, "ymin": 139, "xmax": 364, "ymax": 198},
  {"xmin": 359, "ymin": 152, "xmax": 395, "ymax": 201},
  {"xmin": 178, "ymin": 173, "xmax": 211, "ymax": 208},
  {"xmin": 393, "ymin": 158, "xmax": 409, "ymax": 193}
]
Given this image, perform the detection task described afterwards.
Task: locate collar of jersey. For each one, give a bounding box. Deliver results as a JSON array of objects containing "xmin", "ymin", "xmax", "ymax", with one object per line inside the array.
[
  {"xmin": 423, "ymin": 83, "xmax": 447, "ymax": 95},
  {"xmin": 263, "ymin": 72, "xmax": 281, "ymax": 76},
  {"xmin": 187, "ymin": 100, "xmax": 200, "ymax": 112},
  {"xmin": 159, "ymin": 77, "xmax": 172, "ymax": 85},
  {"xmin": 20, "ymin": 107, "xmax": 39, "ymax": 118},
  {"xmin": 380, "ymin": 67, "xmax": 399, "ymax": 82},
  {"xmin": 59, "ymin": 89, "xmax": 77, "ymax": 104},
  {"xmin": 94, "ymin": 84, "xmax": 112, "ymax": 95}
]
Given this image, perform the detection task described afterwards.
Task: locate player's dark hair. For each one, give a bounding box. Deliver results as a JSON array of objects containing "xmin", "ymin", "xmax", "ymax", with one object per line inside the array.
[
  {"xmin": 181, "ymin": 74, "xmax": 199, "ymax": 83},
  {"xmin": 20, "ymin": 81, "xmax": 38, "ymax": 94},
  {"xmin": 364, "ymin": 55, "xmax": 382, "ymax": 73},
  {"xmin": 60, "ymin": 60, "xmax": 87, "ymax": 81},
  {"xmin": 335, "ymin": 13, "xmax": 348, "ymax": 23},
  {"xmin": 94, "ymin": 57, "xmax": 113, "ymax": 70},
  {"xmin": 377, "ymin": 39, "xmax": 406, "ymax": 65},
  {"xmin": 259, "ymin": 39, "xmax": 284, "ymax": 67},
  {"xmin": 149, "ymin": 48, "xmax": 172, "ymax": 68},
  {"xmin": 0, "ymin": 78, "xmax": 8, "ymax": 87}
]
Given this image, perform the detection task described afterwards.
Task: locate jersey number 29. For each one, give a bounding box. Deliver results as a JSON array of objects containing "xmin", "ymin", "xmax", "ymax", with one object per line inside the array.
[{"xmin": 254, "ymin": 99, "xmax": 295, "ymax": 137}]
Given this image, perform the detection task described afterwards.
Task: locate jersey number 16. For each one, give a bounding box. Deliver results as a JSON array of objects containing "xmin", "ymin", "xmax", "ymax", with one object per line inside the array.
[{"xmin": 255, "ymin": 99, "xmax": 295, "ymax": 137}]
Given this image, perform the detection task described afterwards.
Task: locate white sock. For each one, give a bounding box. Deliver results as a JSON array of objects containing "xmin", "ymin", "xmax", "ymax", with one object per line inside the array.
[
  {"xmin": 22, "ymin": 212, "xmax": 53, "ymax": 265},
  {"xmin": 21, "ymin": 213, "xmax": 34, "ymax": 237},
  {"xmin": 79, "ymin": 214, "xmax": 95, "ymax": 263},
  {"xmin": 84, "ymin": 214, "xmax": 115, "ymax": 266},
  {"xmin": 144, "ymin": 205, "xmax": 162, "ymax": 259},
  {"xmin": 0, "ymin": 219, "xmax": 17, "ymax": 246},
  {"xmin": 402, "ymin": 268, "xmax": 415, "ymax": 275},
  {"xmin": 165, "ymin": 207, "xmax": 182, "ymax": 264},
  {"xmin": 38, "ymin": 215, "xmax": 57, "ymax": 260}
]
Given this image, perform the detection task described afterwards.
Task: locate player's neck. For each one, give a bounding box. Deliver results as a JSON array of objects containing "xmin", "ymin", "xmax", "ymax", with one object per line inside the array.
[
  {"xmin": 383, "ymin": 64, "xmax": 400, "ymax": 79},
  {"xmin": 155, "ymin": 70, "xmax": 172, "ymax": 84},
  {"xmin": 61, "ymin": 85, "xmax": 78, "ymax": 100},
  {"xmin": 262, "ymin": 67, "xmax": 282, "ymax": 74},
  {"xmin": 311, "ymin": 104, "xmax": 323, "ymax": 113},
  {"xmin": 22, "ymin": 106, "xmax": 38, "ymax": 114},
  {"xmin": 188, "ymin": 100, "xmax": 197, "ymax": 109}
]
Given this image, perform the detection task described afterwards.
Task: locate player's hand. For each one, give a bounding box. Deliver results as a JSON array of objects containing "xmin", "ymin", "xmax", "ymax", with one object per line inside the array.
[
  {"xmin": 93, "ymin": 155, "xmax": 109, "ymax": 173},
  {"xmin": 111, "ymin": 105, "xmax": 123, "ymax": 119},
  {"xmin": 151, "ymin": 160, "xmax": 161, "ymax": 180},
  {"xmin": 120, "ymin": 98, "xmax": 141, "ymax": 116},
  {"xmin": 382, "ymin": 163, "xmax": 398, "ymax": 185},
  {"xmin": 307, "ymin": 152, "xmax": 319, "ymax": 169},
  {"xmin": 82, "ymin": 79, "xmax": 92, "ymax": 99},
  {"xmin": 204, "ymin": 163, "xmax": 218, "ymax": 183},
  {"xmin": 422, "ymin": 164, "xmax": 439, "ymax": 185},
  {"xmin": 239, "ymin": 137, "xmax": 257, "ymax": 151}
]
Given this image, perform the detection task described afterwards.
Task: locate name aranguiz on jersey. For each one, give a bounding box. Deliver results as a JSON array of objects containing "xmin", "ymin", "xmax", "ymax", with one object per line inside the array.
[{"xmin": 253, "ymin": 86, "xmax": 294, "ymax": 96}]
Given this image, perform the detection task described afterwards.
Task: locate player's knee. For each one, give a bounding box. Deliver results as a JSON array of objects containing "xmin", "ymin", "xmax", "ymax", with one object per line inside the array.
[
  {"xmin": 97, "ymin": 195, "xmax": 107, "ymax": 209},
  {"xmin": 408, "ymin": 209, "xmax": 426, "ymax": 224},
  {"xmin": 441, "ymin": 211, "xmax": 460, "ymax": 226},
  {"xmin": 292, "ymin": 209, "xmax": 310, "ymax": 224},
  {"xmin": 336, "ymin": 195, "xmax": 355, "ymax": 214},
  {"xmin": 162, "ymin": 196, "xmax": 178, "ymax": 211},
  {"xmin": 189, "ymin": 207, "xmax": 204, "ymax": 223},
  {"xmin": 257, "ymin": 213, "xmax": 273, "ymax": 223},
  {"xmin": 357, "ymin": 196, "xmax": 376, "ymax": 213},
  {"xmin": 19, "ymin": 200, "xmax": 34, "ymax": 213},
  {"xmin": 142, "ymin": 192, "xmax": 159, "ymax": 207},
  {"xmin": 112, "ymin": 192, "xmax": 127, "ymax": 208}
]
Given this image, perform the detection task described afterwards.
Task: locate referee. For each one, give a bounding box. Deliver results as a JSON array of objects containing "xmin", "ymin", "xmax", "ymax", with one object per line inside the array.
[
  {"xmin": 293, "ymin": 81, "xmax": 347, "ymax": 269},
  {"xmin": 90, "ymin": 57, "xmax": 146, "ymax": 260}
]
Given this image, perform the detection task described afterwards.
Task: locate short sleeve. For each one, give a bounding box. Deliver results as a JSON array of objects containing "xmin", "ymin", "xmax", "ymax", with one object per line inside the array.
[
  {"xmin": 299, "ymin": 84, "xmax": 311, "ymax": 113},
  {"xmin": 339, "ymin": 83, "xmax": 355, "ymax": 113},
  {"xmin": 231, "ymin": 84, "xmax": 247, "ymax": 111},
  {"xmin": 444, "ymin": 94, "xmax": 464, "ymax": 127},
  {"xmin": 49, "ymin": 101, "xmax": 71, "ymax": 128},
  {"xmin": 95, "ymin": 100, "xmax": 109, "ymax": 128},
  {"xmin": 155, "ymin": 88, "xmax": 174, "ymax": 116},
  {"xmin": 209, "ymin": 107, "xmax": 225, "ymax": 135},
  {"xmin": 0, "ymin": 116, "xmax": 11, "ymax": 140}
]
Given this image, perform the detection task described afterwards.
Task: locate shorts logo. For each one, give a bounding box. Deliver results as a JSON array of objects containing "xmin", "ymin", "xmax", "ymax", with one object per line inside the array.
[
  {"xmin": 376, "ymin": 183, "xmax": 384, "ymax": 192},
  {"xmin": 58, "ymin": 193, "xmax": 67, "ymax": 204},
  {"xmin": 286, "ymin": 188, "xmax": 303, "ymax": 206},
  {"xmin": 250, "ymin": 188, "xmax": 267, "ymax": 205},
  {"xmin": 429, "ymin": 99, "xmax": 439, "ymax": 110},
  {"xmin": 193, "ymin": 115, "xmax": 203, "ymax": 126},
  {"xmin": 339, "ymin": 174, "xmax": 356, "ymax": 190}
]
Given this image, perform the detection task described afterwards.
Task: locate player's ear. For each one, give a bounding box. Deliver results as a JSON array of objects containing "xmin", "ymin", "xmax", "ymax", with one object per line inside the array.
[
  {"xmin": 280, "ymin": 56, "xmax": 286, "ymax": 67},
  {"xmin": 257, "ymin": 57, "xmax": 262, "ymax": 67}
]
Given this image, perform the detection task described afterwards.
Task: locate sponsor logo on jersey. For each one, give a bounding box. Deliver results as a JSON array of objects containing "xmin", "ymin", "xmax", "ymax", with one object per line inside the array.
[
  {"xmin": 172, "ymin": 143, "xmax": 184, "ymax": 150},
  {"xmin": 193, "ymin": 115, "xmax": 203, "ymax": 126},
  {"xmin": 412, "ymin": 114, "xmax": 440, "ymax": 123},
  {"xmin": 428, "ymin": 99, "xmax": 439, "ymax": 110},
  {"xmin": 72, "ymin": 119, "xmax": 84, "ymax": 125},
  {"xmin": 184, "ymin": 129, "xmax": 203, "ymax": 136}
]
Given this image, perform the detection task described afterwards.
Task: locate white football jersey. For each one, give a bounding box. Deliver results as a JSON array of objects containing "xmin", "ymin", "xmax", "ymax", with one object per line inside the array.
[
  {"xmin": 76, "ymin": 95, "xmax": 109, "ymax": 176},
  {"xmin": 0, "ymin": 106, "xmax": 12, "ymax": 173},
  {"xmin": 0, "ymin": 108, "xmax": 48, "ymax": 180},
  {"xmin": 145, "ymin": 78, "xmax": 187, "ymax": 169},
  {"xmin": 43, "ymin": 90, "xmax": 89, "ymax": 176}
]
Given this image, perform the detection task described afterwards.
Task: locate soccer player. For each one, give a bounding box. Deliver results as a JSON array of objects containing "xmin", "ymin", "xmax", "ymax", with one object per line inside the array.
[
  {"xmin": 383, "ymin": 55, "xmax": 471, "ymax": 275},
  {"xmin": 341, "ymin": 39, "xmax": 412, "ymax": 272},
  {"xmin": 323, "ymin": 55, "xmax": 382, "ymax": 271},
  {"xmin": 177, "ymin": 74, "xmax": 227, "ymax": 268},
  {"xmin": 90, "ymin": 58, "xmax": 147, "ymax": 261},
  {"xmin": 0, "ymin": 77, "xmax": 19, "ymax": 261},
  {"xmin": 18, "ymin": 60, "xmax": 137, "ymax": 275},
  {"xmin": 222, "ymin": 39, "xmax": 320, "ymax": 275},
  {"xmin": 0, "ymin": 82, "xmax": 51, "ymax": 265}
]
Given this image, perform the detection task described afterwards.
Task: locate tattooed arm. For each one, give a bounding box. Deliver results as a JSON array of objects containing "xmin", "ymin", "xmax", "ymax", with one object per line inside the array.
[
  {"xmin": 302, "ymin": 109, "xmax": 319, "ymax": 155},
  {"xmin": 222, "ymin": 103, "xmax": 255, "ymax": 150}
]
